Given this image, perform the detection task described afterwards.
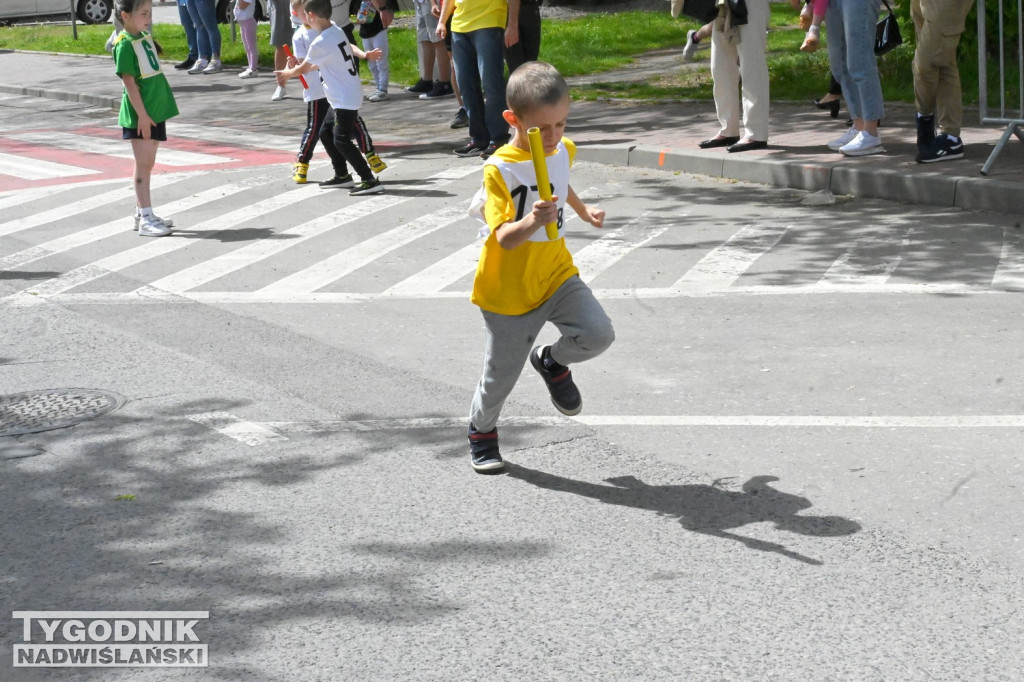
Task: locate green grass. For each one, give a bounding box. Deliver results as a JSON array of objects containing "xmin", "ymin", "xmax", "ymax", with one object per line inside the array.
[{"xmin": 0, "ymin": 8, "xmax": 987, "ymax": 106}]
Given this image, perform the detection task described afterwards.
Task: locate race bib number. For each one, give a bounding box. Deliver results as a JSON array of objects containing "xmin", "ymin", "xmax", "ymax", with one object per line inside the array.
[{"xmin": 132, "ymin": 35, "xmax": 161, "ymax": 79}]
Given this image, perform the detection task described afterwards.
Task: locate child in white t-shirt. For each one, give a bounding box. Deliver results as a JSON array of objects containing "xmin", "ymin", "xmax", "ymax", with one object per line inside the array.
[{"xmin": 277, "ymin": 0, "xmax": 383, "ymax": 195}]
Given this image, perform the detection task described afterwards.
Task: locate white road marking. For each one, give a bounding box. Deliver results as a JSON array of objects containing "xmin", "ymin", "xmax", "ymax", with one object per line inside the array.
[
  {"xmin": 188, "ymin": 412, "xmax": 288, "ymax": 446},
  {"xmin": 381, "ymin": 241, "xmax": 481, "ymax": 296},
  {"xmin": 0, "ymin": 173, "xmax": 187, "ymax": 238},
  {"xmin": 0, "ymin": 151, "xmax": 100, "ymax": 180},
  {"xmin": 670, "ymin": 224, "xmax": 788, "ymax": 292},
  {"xmin": 258, "ymin": 201, "xmax": 473, "ymax": 295},
  {"xmin": 8, "ymin": 132, "xmax": 234, "ymax": 167},
  {"xmin": 260, "ymin": 414, "xmax": 1024, "ymax": 432},
  {"xmin": 817, "ymin": 227, "xmax": 912, "ymax": 287},
  {"xmin": 992, "ymin": 226, "xmax": 1024, "ymax": 290},
  {"xmin": 0, "ymin": 184, "xmax": 250, "ymax": 271},
  {"xmin": 572, "ymin": 212, "xmax": 667, "ymax": 282},
  {"xmin": 145, "ymin": 164, "xmax": 468, "ymax": 294},
  {"xmin": 153, "ymin": 122, "xmax": 300, "ymax": 152},
  {"xmin": 5, "ymin": 187, "xmax": 313, "ymax": 302}
]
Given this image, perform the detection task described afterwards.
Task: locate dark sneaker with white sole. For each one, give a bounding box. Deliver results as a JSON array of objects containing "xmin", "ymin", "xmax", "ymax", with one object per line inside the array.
[
  {"xmin": 530, "ymin": 345, "xmax": 582, "ymax": 416},
  {"xmin": 468, "ymin": 424, "xmax": 504, "ymax": 472},
  {"xmin": 320, "ymin": 173, "xmax": 355, "ymax": 188},
  {"xmin": 917, "ymin": 133, "xmax": 965, "ymax": 163}
]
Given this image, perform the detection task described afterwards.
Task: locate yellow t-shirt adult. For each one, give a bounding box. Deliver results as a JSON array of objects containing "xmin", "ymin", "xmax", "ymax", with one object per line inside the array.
[
  {"xmin": 469, "ymin": 138, "xmax": 579, "ymax": 316},
  {"xmin": 451, "ymin": 0, "xmax": 507, "ymax": 33}
]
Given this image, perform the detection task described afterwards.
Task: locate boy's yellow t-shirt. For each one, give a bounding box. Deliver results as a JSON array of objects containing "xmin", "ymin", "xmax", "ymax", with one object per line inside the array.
[
  {"xmin": 469, "ymin": 138, "xmax": 579, "ymax": 316},
  {"xmin": 451, "ymin": 0, "xmax": 508, "ymax": 33}
]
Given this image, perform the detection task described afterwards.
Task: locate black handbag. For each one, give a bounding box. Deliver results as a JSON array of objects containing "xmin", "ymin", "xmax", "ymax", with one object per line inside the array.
[{"xmin": 875, "ymin": 0, "xmax": 903, "ymax": 56}]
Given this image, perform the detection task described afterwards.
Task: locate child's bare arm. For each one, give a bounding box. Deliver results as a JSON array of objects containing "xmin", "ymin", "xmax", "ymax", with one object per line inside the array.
[
  {"xmin": 120, "ymin": 75, "xmax": 154, "ymax": 140},
  {"xmin": 351, "ymin": 44, "xmax": 382, "ymax": 61},
  {"xmin": 567, "ymin": 185, "xmax": 605, "ymax": 228},
  {"xmin": 495, "ymin": 196, "xmax": 560, "ymax": 250},
  {"xmin": 276, "ymin": 59, "xmax": 315, "ymax": 86}
]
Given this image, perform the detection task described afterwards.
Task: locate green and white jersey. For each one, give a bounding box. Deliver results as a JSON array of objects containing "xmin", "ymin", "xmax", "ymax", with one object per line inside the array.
[{"xmin": 113, "ymin": 30, "xmax": 179, "ymax": 128}]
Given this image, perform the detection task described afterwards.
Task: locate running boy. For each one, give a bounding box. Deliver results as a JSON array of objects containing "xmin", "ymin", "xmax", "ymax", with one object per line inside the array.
[
  {"xmin": 276, "ymin": 0, "xmax": 384, "ymax": 195},
  {"xmin": 112, "ymin": 0, "xmax": 179, "ymax": 237},
  {"xmin": 466, "ymin": 61, "xmax": 615, "ymax": 473}
]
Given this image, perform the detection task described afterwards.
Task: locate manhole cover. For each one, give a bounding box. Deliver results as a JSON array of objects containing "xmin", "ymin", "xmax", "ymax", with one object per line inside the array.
[{"xmin": 0, "ymin": 389, "xmax": 125, "ymax": 437}]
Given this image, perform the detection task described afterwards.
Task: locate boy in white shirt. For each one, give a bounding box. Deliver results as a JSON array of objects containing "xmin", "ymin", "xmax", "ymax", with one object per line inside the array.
[{"xmin": 277, "ymin": 0, "xmax": 384, "ymax": 195}]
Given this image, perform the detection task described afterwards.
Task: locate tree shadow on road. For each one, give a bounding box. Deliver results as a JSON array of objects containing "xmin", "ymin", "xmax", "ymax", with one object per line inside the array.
[{"xmin": 505, "ymin": 466, "xmax": 861, "ymax": 565}]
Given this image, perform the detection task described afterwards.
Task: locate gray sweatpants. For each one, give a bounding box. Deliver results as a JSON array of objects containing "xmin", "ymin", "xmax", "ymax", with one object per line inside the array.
[{"xmin": 470, "ymin": 275, "xmax": 615, "ymax": 432}]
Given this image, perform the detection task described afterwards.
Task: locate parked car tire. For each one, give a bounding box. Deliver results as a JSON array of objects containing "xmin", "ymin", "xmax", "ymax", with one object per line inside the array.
[{"xmin": 77, "ymin": 0, "xmax": 112, "ymax": 24}]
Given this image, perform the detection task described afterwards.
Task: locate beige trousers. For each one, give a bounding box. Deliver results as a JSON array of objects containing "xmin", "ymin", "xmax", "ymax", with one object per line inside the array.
[
  {"xmin": 912, "ymin": 0, "xmax": 976, "ymax": 136},
  {"xmin": 710, "ymin": 0, "xmax": 771, "ymax": 141}
]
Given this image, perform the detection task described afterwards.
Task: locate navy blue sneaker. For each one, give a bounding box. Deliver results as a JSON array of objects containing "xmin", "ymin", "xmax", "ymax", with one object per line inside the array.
[
  {"xmin": 530, "ymin": 346, "xmax": 582, "ymax": 416},
  {"xmin": 917, "ymin": 133, "xmax": 965, "ymax": 163},
  {"xmin": 468, "ymin": 424, "xmax": 503, "ymax": 472}
]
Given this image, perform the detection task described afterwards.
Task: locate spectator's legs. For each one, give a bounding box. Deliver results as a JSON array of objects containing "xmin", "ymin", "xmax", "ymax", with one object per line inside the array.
[
  {"xmin": 184, "ymin": 0, "xmax": 211, "ymax": 59},
  {"xmin": 473, "ymin": 27, "xmax": 509, "ymax": 145},
  {"xmin": 177, "ymin": 0, "xmax": 198, "ymax": 60},
  {"xmin": 736, "ymin": 0, "xmax": 770, "ymax": 141},
  {"xmin": 830, "ymin": 0, "xmax": 883, "ymax": 133},
  {"xmin": 239, "ymin": 17, "xmax": 258, "ymax": 71},
  {"xmin": 452, "ymin": 31, "xmax": 487, "ymax": 146},
  {"xmin": 505, "ymin": 1, "xmax": 541, "ymax": 74},
  {"xmin": 710, "ymin": 22, "xmax": 741, "ymax": 137},
  {"xmin": 191, "ymin": 0, "xmax": 221, "ymax": 59}
]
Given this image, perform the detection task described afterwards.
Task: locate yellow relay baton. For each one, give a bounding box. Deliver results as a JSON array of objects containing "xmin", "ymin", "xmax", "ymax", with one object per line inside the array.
[{"xmin": 527, "ymin": 127, "xmax": 560, "ymax": 240}]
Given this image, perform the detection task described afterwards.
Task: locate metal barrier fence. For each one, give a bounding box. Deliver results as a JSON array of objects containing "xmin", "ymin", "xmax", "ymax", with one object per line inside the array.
[{"xmin": 978, "ymin": 0, "xmax": 1024, "ymax": 174}]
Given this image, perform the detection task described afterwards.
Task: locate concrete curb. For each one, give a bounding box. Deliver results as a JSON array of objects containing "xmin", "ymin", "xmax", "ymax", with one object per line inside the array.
[
  {"xmin": 0, "ymin": 83, "xmax": 119, "ymax": 110},
  {"xmin": 578, "ymin": 142, "xmax": 1024, "ymax": 215}
]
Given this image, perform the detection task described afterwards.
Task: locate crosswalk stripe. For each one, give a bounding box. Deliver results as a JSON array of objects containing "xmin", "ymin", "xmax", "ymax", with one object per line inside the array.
[
  {"xmin": 258, "ymin": 201, "xmax": 474, "ymax": 295},
  {"xmin": 817, "ymin": 227, "xmax": 912, "ymax": 287},
  {"xmin": 0, "ymin": 151, "xmax": 101, "ymax": 180},
  {"xmin": 163, "ymin": 123, "xmax": 301, "ymax": 152},
  {"xmin": 992, "ymin": 227, "xmax": 1024, "ymax": 290},
  {"xmin": 382, "ymin": 241, "xmax": 481, "ymax": 296},
  {"xmin": 572, "ymin": 212, "xmax": 667, "ymax": 282},
  {"xmin": 8, "ymin": 132, "xmax": 234, "ymax": 167},
  {"xmin": 0, "ymin": 184, "xmax": 251, "ymax": 271},
  {"xmin": 0, "ymin": 174, "xmax": 187, "ymax": 238},
  {"xmin": 0, "ymin": 178, "xmax": 126, "ymax": 212},
  {"xmin": 145, "ymin": 164, "xmax": 473, "ymax": 294},
  {"xmin": 6, "ymin": 184, "xmax": 313, "ymax": 301},
  {"xmin": 148, "ymin": 194, "xmax": 408, "ymax": 293},
  {"xmin": 671, "ymin": 224, "xmax": 788, "ymax": 291}
]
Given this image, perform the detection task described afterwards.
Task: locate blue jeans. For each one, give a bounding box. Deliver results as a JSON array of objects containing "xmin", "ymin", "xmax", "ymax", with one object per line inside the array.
[
  {"xmin": 452, "ymin": 28, "xmax": 508, "ymax": 146},
  {"xmin": 827, "ymin": 0, "xmax": 884, "ymax": 122},
  {"xmin": 186, "ymin": 0, "xmax": 221, "ymax": 59},
  {"xmin": 177, "ymin": 0, "xmax": 198, "ymax": 60}
]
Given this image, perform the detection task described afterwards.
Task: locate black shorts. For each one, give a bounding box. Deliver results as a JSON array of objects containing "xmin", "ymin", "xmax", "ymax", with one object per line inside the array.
[{"xmin": 122, "ymin": 121, "xmax": 167, "ymax": 141}]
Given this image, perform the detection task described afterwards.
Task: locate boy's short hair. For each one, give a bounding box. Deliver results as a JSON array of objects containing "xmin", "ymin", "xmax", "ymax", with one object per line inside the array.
[
  {"xmin": 506, "ymin": 62, "xmax": 569, "ymax": 117},
  {"xmin": 304, "ymin": 0, "xmax": 332, "ymax": 18},
  {"xmin": 290, "ymin": 0, "xmax": 307, "ymax": 9}
]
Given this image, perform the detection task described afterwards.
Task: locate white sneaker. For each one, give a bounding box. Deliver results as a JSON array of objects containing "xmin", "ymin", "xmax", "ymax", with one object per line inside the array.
[
  {"xmin": 840, "ymin": 130, "xmax": 884, "ymax": 157},
  {"xmin": 187, "ymin": 59, "xmax": 209, "ymax": 74},
  {"xmin": 202, "ymin": 59, "xmax": 223, "ymax": 74},
  {"xmin": 239, "ymin": 67, "xmax": 258, "ymax": 79},
  {"xmin": 682, "ymin": 29, "xmax": 699, "ymax": 61},
  {"xmin": 367, "ymin": 90, "xmax": 389, "ymax": 102},
  {"xmin": 271, "ymin": 85, "xmax": 287, "ymax": 101},
  {"xmin": 137, "ymin": 215, "xmax": 173, "ymax": 237},
  {"xmin": 133, "ymin": 212, "xmax": 174, "ymax": 232},
  {"xmin": 827, "ymin": 126, "xmax": 859, "ymax": 151}
]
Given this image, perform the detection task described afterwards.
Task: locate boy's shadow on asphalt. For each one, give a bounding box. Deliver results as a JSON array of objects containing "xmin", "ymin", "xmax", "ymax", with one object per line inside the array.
[{"xmin": 505, "ymin": 465, "xmax": 860, "ymax": 566}]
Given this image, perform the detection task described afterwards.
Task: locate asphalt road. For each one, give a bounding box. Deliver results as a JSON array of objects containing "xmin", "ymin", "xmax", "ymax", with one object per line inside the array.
[{"xmin": 2, "ymin": 92, "xmax": 1023, "ymax": 680}]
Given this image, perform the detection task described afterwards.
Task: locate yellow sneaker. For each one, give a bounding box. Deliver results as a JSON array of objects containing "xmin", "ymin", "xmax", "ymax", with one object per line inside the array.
[
  {"xmin": 365, "ymin": 152, "xmax": 387, "ymax": 174},
  {"xmin": 293, "ymin": 162, "xmax": 309, "ymax": 184}
]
